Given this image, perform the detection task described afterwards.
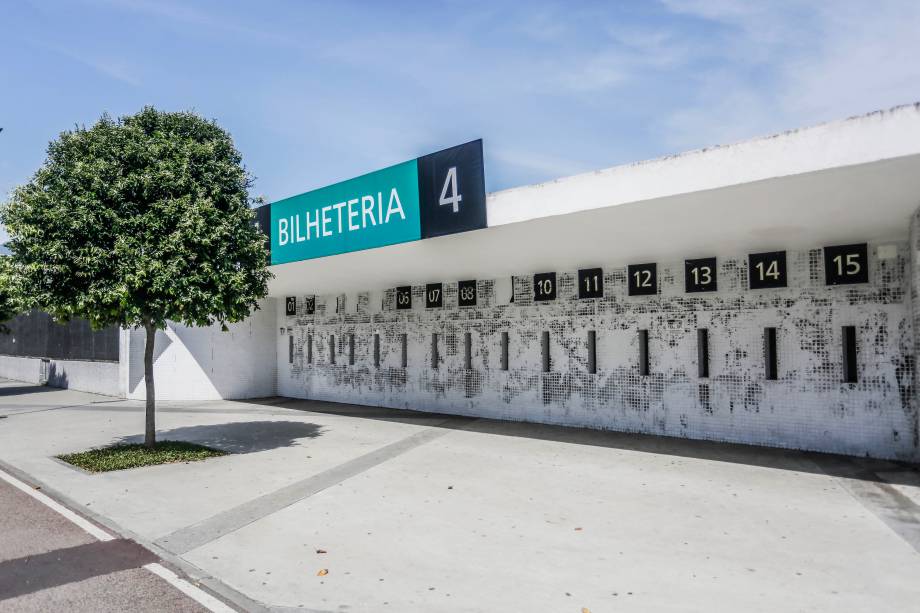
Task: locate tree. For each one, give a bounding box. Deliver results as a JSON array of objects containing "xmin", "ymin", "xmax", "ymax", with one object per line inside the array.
[
  {"xmin": 1, "ymin": 107, "xmax": 271, "ymax": 446},
  {"xmin": 0, "ymin": 256, "xmax": 21, "ymax": 333}
]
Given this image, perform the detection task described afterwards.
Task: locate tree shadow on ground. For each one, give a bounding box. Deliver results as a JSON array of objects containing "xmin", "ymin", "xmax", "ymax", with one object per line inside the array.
[
  {"xmin": 0, "ymin": 539, "xmax": 156, "ymax": 600},
  {"xmin": 116, "ymin": 420, "xmax": 324, "ymax": 454}
]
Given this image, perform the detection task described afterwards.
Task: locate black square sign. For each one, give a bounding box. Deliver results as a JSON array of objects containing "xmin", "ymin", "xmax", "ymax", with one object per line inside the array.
[
  {"xmin": 533, "ymin": 272, "xmax": 557, "ymax": 301},
  {"xmin": 685, "ymin": 257, "xmax": 717, "ymax": 293},
  {"xmin": 628, "ymin": 263, "xmax": 657, "ymax": 296},
  {"xmin": 417, "ymin": 139, "xmax": 487, "ymax": 239},
  {"xmin": 578, "ymin": 268, "xmax": 604, "ymax": 299},
  {"xmin": 426, "ymin": 283, "xmax": 443, "ymax": 308},
  {"xmin": 748, "ymin": 251, "xmax": 787, "ymax": 289},
  {"xmin": 304, "ymin": 295, "xmax": 315, "ymax": 315},
  {"xmin": 285, "ymin": 296, "xmax": 297, "ymax": 316},
  {"xmin": 458, "ymin": 280, "xmax": 477, "ymax": 307},
  {"xmin": 396, "ymin": 286, "xmax": 412, "ymax": 310},
  {"xmin": 824, "ymin": 243, "xmax": 868, "ymax": 285}
]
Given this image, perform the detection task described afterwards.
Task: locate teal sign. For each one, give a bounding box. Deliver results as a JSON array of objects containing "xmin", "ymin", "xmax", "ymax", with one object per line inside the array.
[
  {"xmin": 270, "ymin": 160, "xmax": 421, "ymax": 265},
  {"xmin": 266, "ymin": 140, "xmax": 486, "ymax": 265}
]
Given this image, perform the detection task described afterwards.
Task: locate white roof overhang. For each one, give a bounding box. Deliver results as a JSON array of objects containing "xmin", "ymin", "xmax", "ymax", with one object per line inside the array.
[{"xmin": 268, "ymin": 104, "xmax": 920, "ymax": 296}]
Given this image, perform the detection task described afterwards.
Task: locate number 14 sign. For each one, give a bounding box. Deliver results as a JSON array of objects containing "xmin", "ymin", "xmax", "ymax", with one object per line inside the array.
[{"xmin": 749, "ymin": 251, "xmax": 787, "ymax": 289}]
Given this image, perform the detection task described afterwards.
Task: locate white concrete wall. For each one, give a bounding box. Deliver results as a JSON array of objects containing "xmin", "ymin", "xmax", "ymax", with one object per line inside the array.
[
  {"xmin": 910, "ymin": 209, "xmax": 920, "ymax": 454},
  {"xmin": 126, "ymin": 299, "xmax": 277, "ymax": 401},
  {"xmin": 278, "ymin": 241, "xmax": 918, "ymax": 462},
  {"xmin": 0, "ymin": 355, "xmax": 121, "ymax": 397}
]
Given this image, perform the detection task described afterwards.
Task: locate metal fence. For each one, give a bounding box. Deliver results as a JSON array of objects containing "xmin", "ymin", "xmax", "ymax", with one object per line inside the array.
[{"xmin": 0, "ymin": 310, "xmax": 119, "ymax": 362}]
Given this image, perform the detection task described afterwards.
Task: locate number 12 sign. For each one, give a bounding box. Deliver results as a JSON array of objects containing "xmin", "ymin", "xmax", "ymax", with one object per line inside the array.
[{"xmin": 628, "ymin": 263, "xmax": 657, "ymax": 296}]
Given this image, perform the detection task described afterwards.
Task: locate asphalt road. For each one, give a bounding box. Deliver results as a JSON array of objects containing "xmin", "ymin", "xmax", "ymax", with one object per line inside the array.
[{"xmin": 0, "ymin": 477, "xmax": 212, "ymax": 613}]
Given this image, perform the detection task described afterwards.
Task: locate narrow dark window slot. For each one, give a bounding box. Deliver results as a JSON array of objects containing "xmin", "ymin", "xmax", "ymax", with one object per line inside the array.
[
  {"xmin": 307, "ymin": 334, "xmax": 313, "ymax": 364},
  {"xmin": 348, "ymin": 333, "xmax": 355, "ymax": 366},
  {"xmin": 400, "ymin": 333, "xmax": 408, "ymax": 368},
  {"xmin": 542, "ymin": 331, "xmax": 551, "ymax": 373},
  {"xmin": 842, "ymin": 325, "xmax": 858, "ymax": 383},
  {"xmin": 697, "ymin": 329, "xmax": 709, "ymax": 379},
  {"xmin": 587, "ymin": 330, "xmax": 597, "ymax": 374},
  {"xmin": 764, "ymin": 327, "xmax": 778, "ymax": 380},
  {"xmin": 329, "ymin": 334, "xmax": 336, "ymax": 365},
  {"xmin": 431, "ymin": 333, "xmax": 439, "ymax": 369},
  {"xmin": 464, "ymin": 332, "xmax": 472, "ymax": 370},
  {"xmin": 500, "ymin": 332, "xmax": 509, "ymax": 371},
  {"xmin": 638, "ymin": 329, "xmax": 650, "ymax": 376},
  {"xmin": 373, "ymin": 333, "xmax": 380, "ymax": 368},
  {"xmin": 288, "ymin": 335, "xmax": 294, "ymax": 364}
]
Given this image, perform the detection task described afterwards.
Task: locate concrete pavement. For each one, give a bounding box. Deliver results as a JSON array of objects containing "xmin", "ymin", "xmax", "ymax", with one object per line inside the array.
[{"xmin": 1, "ymin": 378, "xmax": 919, "ymax": 612}]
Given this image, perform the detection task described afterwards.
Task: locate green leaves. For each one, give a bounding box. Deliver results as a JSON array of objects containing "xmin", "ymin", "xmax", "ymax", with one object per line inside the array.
[{"xmin": 1, "ymin": 106, "xmax": 272, "ymax": 331}]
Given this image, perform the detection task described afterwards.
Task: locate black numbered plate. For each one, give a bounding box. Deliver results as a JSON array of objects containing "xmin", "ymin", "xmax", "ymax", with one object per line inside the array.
[
  {"xmin": 417, "ymin": 140, "xmax": 487, "ymax": 239},
  {"xmin": 628, "ymin": 263, "xmax": 657, "ymax": 296},
  {"xmin": 426, "ymin": 283, "xmax": 443, "ymax": 308},
  {"xmin": 304, "ymin": 295, "xmax": 315, "ymax": 315},
  {"xmin": 685, "ymin": 257, "xmax": 717, "ymax": 293},
  {"xmin": 578, "ymin": 268, "xmax": 604, "ymax": 299},
  {"xmin": 824, "ymin": 243, "xmax": 868, "ymax": 285},
  {"xmin": 748, "ymin": 251, "xmax": 787, "ymax": 289},
  {"xmin": 533, "ymin": 272, "xmax": 556, "ymax": 301},
  {"xmin": 458, "ymin": 280, "xmax": 477, "ymax": 307},
  {"xmin": 396, "ymin": 286, "xmax": 412, "ymax": 310},
  {"xmin": 285, "ymin": 296, "xmax": 296, "ymax": 316}
]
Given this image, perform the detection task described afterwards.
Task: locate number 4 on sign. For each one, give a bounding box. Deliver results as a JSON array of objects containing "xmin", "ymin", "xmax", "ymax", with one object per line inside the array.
[{"xmin": 439, "ymin": 166, "xmax": 462, "ymax": 213}]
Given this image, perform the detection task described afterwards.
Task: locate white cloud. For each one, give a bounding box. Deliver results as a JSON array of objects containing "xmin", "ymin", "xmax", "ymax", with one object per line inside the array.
[{"xmin": 655, "ymin": 0, "xmax": 920, "ymax": 152}]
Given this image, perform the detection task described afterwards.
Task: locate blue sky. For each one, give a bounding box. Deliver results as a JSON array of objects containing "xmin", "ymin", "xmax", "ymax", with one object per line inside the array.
[{"xmin": 2, "ymin": 0, "xmax": 919, "ymax": 225}]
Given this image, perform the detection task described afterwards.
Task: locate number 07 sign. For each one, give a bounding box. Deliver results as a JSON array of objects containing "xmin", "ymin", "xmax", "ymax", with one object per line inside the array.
[{"xmin": 269, "ymin": 140, "xmax": 486, "ymax": 264}]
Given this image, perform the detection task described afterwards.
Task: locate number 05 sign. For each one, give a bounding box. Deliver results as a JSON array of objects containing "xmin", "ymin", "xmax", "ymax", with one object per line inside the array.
[{"xmin": 269, "ymin": 140, "xmax": 486, "ymax": 264}]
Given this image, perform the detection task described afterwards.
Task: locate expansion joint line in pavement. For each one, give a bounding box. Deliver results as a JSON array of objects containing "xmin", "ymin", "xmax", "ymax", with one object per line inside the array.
[
  {"xmin": 0, "ymin": 398, "xmax": 124, "ymax": 417},
  {"xmin": 156, "ymin": 419, "xmax": 471, "ymax": 555}
]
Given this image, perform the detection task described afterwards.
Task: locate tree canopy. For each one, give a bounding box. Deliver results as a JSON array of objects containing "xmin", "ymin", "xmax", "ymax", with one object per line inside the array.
[
  {"xmin": 1, "ymin": 106, "xmax": 271, "ymax": 331},
  {"xmin": 1, "ymin": 106, "xmax": 272, "ymax": 446},
  {"xmin": 0, "ymin": 256, "xmax": 20, "ymax": 332}
]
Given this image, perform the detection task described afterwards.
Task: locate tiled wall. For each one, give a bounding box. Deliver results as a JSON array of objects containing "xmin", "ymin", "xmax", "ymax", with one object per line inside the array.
[
  {"xmin": 277, "ymin": 242, "xmax": 917, "ymax": 461},
  {"xmin": 910, "ymin": 210, "xmax": 920, "ymax": 454}
]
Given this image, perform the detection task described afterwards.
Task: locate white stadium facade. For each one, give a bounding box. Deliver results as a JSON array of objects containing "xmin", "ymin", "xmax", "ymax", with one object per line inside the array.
[{"xmin": 2, "ymin": 103, "xmax": 920, "ymax": 462}]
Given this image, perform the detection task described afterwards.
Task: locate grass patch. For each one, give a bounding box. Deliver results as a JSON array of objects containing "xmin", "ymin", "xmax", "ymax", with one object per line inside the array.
[{"xmin": 58, "ymin": 441, "xmax": 227, "ymax": 473}]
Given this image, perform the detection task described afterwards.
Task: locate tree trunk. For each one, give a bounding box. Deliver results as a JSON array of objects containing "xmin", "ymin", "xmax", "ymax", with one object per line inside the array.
[{"xmin": 143, "ymin": 321, "xmax": 156, "ymax": 448}]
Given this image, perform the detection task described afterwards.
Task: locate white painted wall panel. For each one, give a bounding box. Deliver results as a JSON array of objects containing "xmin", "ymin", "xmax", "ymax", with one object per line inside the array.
[
  {"xmin": 278, "ymin": 242, "xmax": 918, "ymax": 462},
  {"xmin": 0, "ymin": 355, "xmax": 121, "ymax": 397},
  {"xmin": 127, "ymin": 299, "xmax": 277, "ymax": 401}
]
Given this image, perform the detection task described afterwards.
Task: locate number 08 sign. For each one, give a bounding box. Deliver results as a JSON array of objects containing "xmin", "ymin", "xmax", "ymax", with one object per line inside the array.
[{"xmin": 269, "ymin": 140, "xmax": 486, "ymax": 264}]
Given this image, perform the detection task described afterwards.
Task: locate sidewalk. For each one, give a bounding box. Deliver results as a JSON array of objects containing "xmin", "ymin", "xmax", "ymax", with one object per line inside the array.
[{"xmin": 1, "ymin": 378, "xmax": 919, "ymax": 612}]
